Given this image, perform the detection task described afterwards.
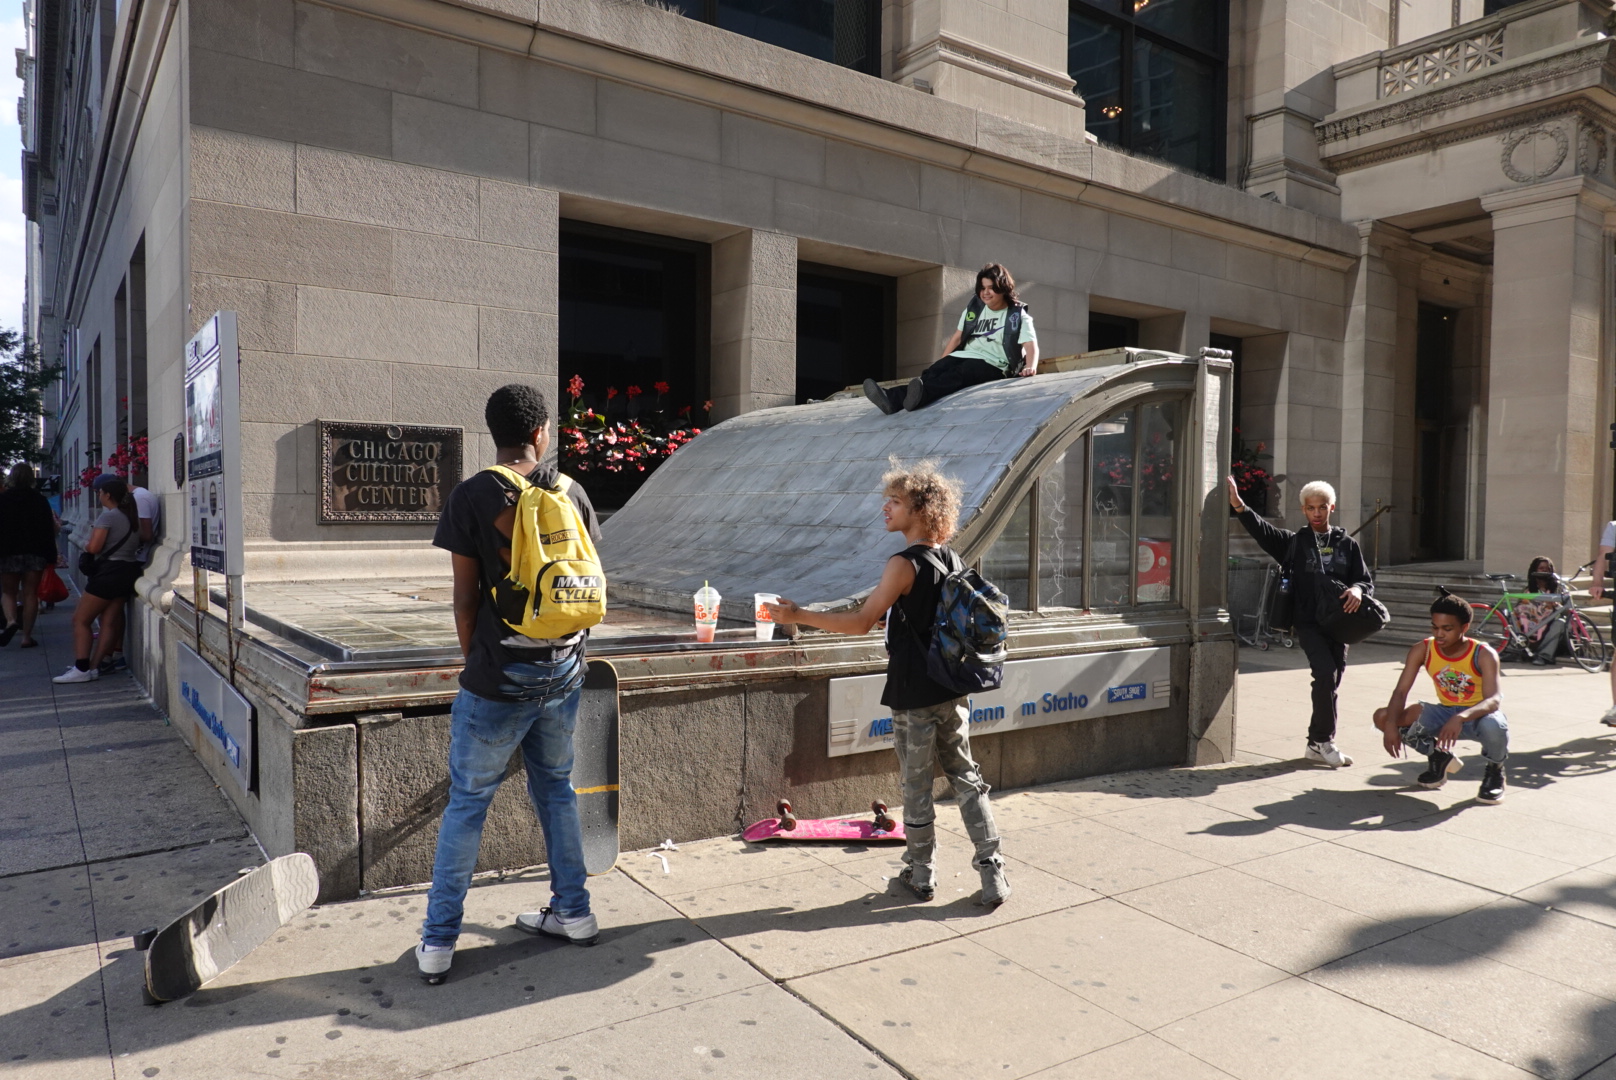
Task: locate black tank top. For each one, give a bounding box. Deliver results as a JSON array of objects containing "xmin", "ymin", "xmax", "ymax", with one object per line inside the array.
[{"xmin": 882, "ymin": 544, "xmax": 961, "ymax": 710}]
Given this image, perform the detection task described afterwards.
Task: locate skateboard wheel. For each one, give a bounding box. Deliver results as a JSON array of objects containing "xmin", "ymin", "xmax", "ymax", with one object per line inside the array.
[
  {"xmin": 777, "ymin": 799, "xmax": 797, "ymax": 831},
  {"xmin": 871, "ymin": 801, "xmax": 897, "ymax": 833},
  {"xmin": 132, "ymin": 927, "xmax": 158, "ymax": 951},
  {"xmin": 421, "ymin": 973, "xmax": 447, "ymax": 986}
]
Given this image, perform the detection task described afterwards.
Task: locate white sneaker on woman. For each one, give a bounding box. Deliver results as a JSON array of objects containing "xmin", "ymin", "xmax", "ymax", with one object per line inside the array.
[
  {"xmin": 515, "ymin": 907, "xmax": 598, "ymax": 946},
  {"xmin": 1305, "ymin": 740, "xmax": 1353, "ymax": 768},
  {"xmin": 1600, "ymin": 706, "xmax": 1616, "ymax": 727},
  {"xmin": 52, "ymin": 664, "xmax": 98, "ymax": 684}
]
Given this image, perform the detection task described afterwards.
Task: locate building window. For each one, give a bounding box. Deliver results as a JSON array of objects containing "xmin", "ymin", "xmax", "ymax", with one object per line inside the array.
[
  {"xmin": 795, "ymin": 264, "xmax": 895, "ymax": 404},
  {"xmin": 683, "ymin": 1, "xmax": 881, "ymax": 75},
  {"xmin": 1069, "ymin": 1, "xmax": 1226, "ymax": 179},
  {"xmin": 558, "ymin": 222, "xmax": 710, "ymax": 509},
  {"xmin": 1088, "ymin": 311, "xmax": 1139, "ymax": 352},
  {"xmin": 978, "ymin": 398, "xmax": 1182, "ymax": 610}
]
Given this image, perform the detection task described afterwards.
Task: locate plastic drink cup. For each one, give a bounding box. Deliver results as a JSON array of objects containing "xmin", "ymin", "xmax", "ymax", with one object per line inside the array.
[
  {"xmin": 754, "ymin": 593, "xmax": 780, "ymax": 641},
  {"xmin": 694, "ymin": 583, "xmax": 721, "ymax": 643}
]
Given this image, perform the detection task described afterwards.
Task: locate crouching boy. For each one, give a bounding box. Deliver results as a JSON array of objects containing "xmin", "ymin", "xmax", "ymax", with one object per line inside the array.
[
  {"xmin": 765, "ymin": 463, "xmax": 1010, "ymax": 906},
  {"xmin": 1374, "ymin": 592, "xmax": 1509, "ymax": 804}
]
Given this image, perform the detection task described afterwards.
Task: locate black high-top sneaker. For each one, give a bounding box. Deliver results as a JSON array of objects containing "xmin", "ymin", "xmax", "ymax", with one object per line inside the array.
[
  {"xmin": 1417, "ymin": 750, "xmax": 1461, "ymax": 789},
  {"xmin": 1478, "ymin": 763, "xmax": 1506, "ymax": 804}
]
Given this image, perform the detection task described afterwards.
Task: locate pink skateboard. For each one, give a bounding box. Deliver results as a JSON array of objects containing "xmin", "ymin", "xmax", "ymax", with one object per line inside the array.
[{"xmin": 743, "ymin": 800, "xmax": 906, "ymax": 844}]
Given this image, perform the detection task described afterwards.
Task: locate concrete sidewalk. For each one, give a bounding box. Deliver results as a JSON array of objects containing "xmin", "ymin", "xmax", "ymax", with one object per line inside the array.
[{"xmin": 7, "ymin": 621, "xmax": 1616, "ymax": 1079}]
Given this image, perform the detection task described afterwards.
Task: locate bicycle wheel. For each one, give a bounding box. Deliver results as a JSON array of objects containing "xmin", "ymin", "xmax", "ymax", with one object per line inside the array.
[
  {"xmin": 1469, "ymin": 604, "xmax": 1511, "ymax": 655},
  {"xmin": 1565, "ymin": 611, "xmax": 1608, "ymax": 673}
]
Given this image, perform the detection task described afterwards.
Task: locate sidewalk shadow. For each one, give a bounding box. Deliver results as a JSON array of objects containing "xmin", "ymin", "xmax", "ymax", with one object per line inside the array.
[
  {"xmin": 3, "ymin": 911, "xmax": 709, "ymax": 1065},
  {"xmin": 1321, "ymin": 878, "xmax": 1616, "ymax": 1080}
]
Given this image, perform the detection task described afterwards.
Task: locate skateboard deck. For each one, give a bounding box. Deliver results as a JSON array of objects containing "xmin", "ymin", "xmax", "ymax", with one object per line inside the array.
[
  {"xmin": 743, "ymin": 800, "xmax": 906, "ymax": 844},
  {"xmin": 141, "ymin": 852, "xmax": 319, "ymax": 1002},
  {"xmin": 575, "ymin": 659, "xmax": 620, "ymax": 875}
]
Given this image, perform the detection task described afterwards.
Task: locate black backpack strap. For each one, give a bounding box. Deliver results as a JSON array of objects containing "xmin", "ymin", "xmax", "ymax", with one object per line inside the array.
[
  {"xmin": 963, "ymin": 295, "xmax": 984, "ymax": 335},
  {"xmin": 893, "ymin": 545, "xmax": 951, "ymax": 642},
  {"xmin": 1005, "ymin": 303, "xmax": 1026, "ymax": 374}
]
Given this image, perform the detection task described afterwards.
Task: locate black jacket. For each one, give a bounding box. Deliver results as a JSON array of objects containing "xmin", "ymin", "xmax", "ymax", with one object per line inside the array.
[{"xmin": 1233, "ymin": 507, "xmax": 1373, "ymax": 627}]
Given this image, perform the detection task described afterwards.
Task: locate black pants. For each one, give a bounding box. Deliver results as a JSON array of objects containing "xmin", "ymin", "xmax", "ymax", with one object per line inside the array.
[
  {"xmin": 1294, "ymin": 623, "xmax": 1347, "ymax": 745},
  {"xmin": 887, "ymin": 354, "xmax": 1004, "ymax": 411}
]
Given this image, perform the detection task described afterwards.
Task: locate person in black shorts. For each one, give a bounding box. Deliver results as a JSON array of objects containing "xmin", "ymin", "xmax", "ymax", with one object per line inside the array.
[
  {"xmin": 53, "ymin": 477, "xmax": 144, "ymax": 683},
  {"xmin": 766, "ymin": 462, "xmax": 1009, "ymax": 906}
]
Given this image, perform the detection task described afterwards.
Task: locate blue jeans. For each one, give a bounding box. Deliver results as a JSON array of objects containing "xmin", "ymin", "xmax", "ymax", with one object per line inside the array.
[
  {"xmin": 1402, "ymin": 702, "xmax": 1509, "ymax": 764},
  {"xmin": 421, "ymin": 660, "xmax": 590, "ymax": 946}
]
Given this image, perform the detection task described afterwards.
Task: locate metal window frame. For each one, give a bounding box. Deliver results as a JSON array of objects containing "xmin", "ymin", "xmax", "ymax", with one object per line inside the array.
[{"xmin": 1068, "ymin": 0, "xmax": 1228, "ymax": 180}]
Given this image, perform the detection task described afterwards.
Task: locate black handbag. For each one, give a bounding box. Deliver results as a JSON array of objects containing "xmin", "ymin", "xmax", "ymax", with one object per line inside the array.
[
  {"xmin": 79, "ymin": 520, "xmax": 135, "ymax": 577},
  {"xmin": 1317, "ymin": 575, "xmax": 1390, "ymax": 645}
]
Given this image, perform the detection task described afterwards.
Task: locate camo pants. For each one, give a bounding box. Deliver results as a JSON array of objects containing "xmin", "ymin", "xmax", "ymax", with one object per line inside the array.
[{"xmin": 893, "ymin": 698, "xmax": 1002, "ymax": 889}]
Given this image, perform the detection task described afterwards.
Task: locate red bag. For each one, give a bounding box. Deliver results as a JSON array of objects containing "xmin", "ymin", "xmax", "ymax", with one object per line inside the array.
[{"xmin": 38, "ymin": 565, "xmax": 69, "ymax": 604}]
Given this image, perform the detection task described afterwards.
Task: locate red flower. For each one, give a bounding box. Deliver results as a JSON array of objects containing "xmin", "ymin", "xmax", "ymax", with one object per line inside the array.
[
  {"xmin": 678, "ymin": 405, "xmax": 691, "ymax": 418},
  {"xmin": 653, "ymin": 381, "xmax": 670, "ymax": 395},
  {"xmin": 626, "ymin": 385, "xmax": 642, "ymax": 399},
  {"xmin": 702, "ymin": 400, "xmax": 713, "ymax": 413},
  {"xmin": 606, "ymin": 387, "xmax": 618, "ymax": 400},
  {"xmin": 567, "ymin": 374, "xmax": 584, "ymax": 399}
]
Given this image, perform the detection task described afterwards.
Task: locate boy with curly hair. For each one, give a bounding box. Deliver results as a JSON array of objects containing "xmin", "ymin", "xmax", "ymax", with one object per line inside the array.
[
  {"xmin": 766, "ymin": 463, "xmax": 1010, "ymax": 906},
  {"xmin": 1373, "ymin": 591, "xmax": 1509, "ymax": 804}
]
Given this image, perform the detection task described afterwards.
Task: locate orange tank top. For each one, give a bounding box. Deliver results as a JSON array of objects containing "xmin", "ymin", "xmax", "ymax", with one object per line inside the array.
[{"xmin": 1424, "ymin": 638, "xmax": 1484, "ymax": 707}]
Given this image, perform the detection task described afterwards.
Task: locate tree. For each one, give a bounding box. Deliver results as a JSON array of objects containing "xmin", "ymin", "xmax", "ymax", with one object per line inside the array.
[{"xmin": 0, "ymin": 330, "xmax": 61, "ymax": 467}]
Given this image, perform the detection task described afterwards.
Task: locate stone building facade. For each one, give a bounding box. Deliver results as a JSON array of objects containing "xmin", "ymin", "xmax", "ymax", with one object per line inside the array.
[{"xmin": 21, "ymin": 0, "xmax": 1616, "ymax": 701}]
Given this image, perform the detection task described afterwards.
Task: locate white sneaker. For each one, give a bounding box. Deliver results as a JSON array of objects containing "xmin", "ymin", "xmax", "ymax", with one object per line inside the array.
[
  {"xmin": 1600, "ymin": 707, "xmax": 1616, "ymax": 728},
  {"xmin": 415, "ymin": 941, "xmax": 453, "ymax": 984},
  {"xmin": 52, "ymin": 664, "xmax": 98, "ymax": 684},
  {"xmin": 1305, "ymin": 740, "xmax": 1353, "ymax": 768},
  {"xmin": 515, "ymin": 907, "xmax": 599, "ymax": 946}
]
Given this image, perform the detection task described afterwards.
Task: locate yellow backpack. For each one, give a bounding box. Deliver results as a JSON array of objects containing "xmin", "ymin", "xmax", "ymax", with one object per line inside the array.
[{"xmin": 486, "ymin": 466, "xmax": 606, "ymax": 639}]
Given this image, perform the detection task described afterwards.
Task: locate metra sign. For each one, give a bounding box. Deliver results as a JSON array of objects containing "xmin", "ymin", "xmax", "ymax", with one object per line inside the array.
[{"xmin": 827, "ymin": 647, "xmax": 1173, "ymax": 758}]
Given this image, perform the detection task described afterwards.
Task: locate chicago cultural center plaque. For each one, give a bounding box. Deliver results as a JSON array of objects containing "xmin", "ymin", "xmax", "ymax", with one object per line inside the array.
[{"xmin": 319, "ymin": 421, "xmax": 463, "ymax": 524}]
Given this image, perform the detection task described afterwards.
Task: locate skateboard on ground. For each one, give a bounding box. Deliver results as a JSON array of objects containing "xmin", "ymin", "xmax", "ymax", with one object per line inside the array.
[
  {"xmin": 743, "ymin": 800, "xmax": 906, "ymax": 844},
  {"xmin": 137, "ymin": 852, "xmax": 319, "ymax": 1002},
  {"xmin": 576, "ymin": 659, "xmax": 620, "ymax": 875}
]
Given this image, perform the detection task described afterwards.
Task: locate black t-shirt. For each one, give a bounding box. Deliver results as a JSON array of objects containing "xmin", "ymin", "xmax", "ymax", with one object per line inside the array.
[
  {"xmin": 432, "ymin": 462, "xmax": 601, "ymax": 702},
  {"xmin": 882, "ymin": 543, "xmax": 961, "ymax": 711},
  {"xmin": 0, "ymin": 488, "xmax": 57, "ymax": 560}
]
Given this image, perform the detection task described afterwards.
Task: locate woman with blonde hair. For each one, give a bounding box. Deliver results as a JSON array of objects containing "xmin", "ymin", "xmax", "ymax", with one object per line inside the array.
[
  {"xmin": 766, "ymin": 461, "xmax": 1010, "ymax": 907},
  {"xmin": 1228, "ymin": 475, "xmax": 1375, "ymax": 767},
  {"xmin": 0, "ymin": 462, "xmax": 58, "ymax": 648}
]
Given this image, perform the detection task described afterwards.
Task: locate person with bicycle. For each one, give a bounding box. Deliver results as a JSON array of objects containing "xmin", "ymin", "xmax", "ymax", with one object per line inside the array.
[
  {"xmin": 1227, "ymin": 476, "xmax": 1373, "ymax": 768},
  {"xmin": 1373, "ymin": 592, "xmax": 1508, "ymax": 804},
  {"xmin": 1513, "ymin": 556, "xmax": 1566, "ymax": 667}
]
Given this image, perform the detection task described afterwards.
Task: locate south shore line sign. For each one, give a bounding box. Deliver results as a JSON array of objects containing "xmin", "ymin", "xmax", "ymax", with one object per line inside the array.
[{"xmin": 827, "ymin": 647, "xmax": 1173, "ymax": 757}]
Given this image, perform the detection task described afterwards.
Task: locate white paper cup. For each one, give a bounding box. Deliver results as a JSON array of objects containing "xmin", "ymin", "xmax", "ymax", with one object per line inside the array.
[{"xmin": 754, "ymin": 593, "xmax": 780, "ymax": 641}]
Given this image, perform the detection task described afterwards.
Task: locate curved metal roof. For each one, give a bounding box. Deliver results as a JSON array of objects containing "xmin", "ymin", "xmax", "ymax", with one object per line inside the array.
[{"xmin": 600, "ymin": 357, "xmax": 1202, "ymax": 611}]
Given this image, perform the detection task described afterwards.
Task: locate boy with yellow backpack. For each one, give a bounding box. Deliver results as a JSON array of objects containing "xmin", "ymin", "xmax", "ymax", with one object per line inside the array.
[{"xmin": 417, "ymin": 384, "xmax": 607, "ymax": 983}]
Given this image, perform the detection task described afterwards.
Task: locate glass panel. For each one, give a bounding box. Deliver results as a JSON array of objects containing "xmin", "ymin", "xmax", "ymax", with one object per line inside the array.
[
  {"xmin": 1131, "ymin": 37, "xmax": 1217, "ymax": 176},
  {"xmin": 716, "ymin": 1, "xmax": 835, "ymax": 61},
  {"xmin": 1037, "ymin": 440, "xmax": 1087, "ymax": 609},
  {"xmin": 982, "ymin": 490, "xmax": 1032, "ymax": 611},
  {"xmin": 1130, "ymin": 0, "xmax": 1218, "ymax": 53},
  {"xmin": 1069, "ymin": 9, "xmax": 1124, "ymax": 147},
  {"xmin": 1090, "ymin": 409, "xmax": 1134, "ymax": 606},
  {"xmin": 795, "ymin": 266, "xmax": 892, "ymax": 404},
  {"xmin": 1136, "ymin": 400, "xmax": 1178, "ymax": 603}
]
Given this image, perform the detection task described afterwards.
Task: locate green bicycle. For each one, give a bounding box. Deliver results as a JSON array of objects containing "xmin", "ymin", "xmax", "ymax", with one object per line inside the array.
[{"xmin": 1465, "ymin": 562, "xmax": 1607, "ymax": 673}]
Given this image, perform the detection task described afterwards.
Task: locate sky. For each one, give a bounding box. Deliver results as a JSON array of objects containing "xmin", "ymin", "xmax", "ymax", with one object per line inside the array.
[{"xmin": 0, "ymin": 9, "xmax": 25, "ymax": 336}]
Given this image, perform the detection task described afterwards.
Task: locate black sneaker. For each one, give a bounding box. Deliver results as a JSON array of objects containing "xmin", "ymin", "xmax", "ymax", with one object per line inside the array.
[
  {"xmin": 862, "ymin": 378, "xmax": 896, "ymax": 415},
  {"xmin": 1417, "ymin": 750, "xmax": 1461, "ymax": 789},
  {"xmin": 1478, "ymin": 763, "xmax": 1506, "ymax": 804},
  {"xmin": 901, "ymin": 378, "xmax": 925, "ymax": 411}
]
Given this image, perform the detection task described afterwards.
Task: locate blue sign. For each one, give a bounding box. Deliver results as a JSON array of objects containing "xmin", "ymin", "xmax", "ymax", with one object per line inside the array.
[{"xmin": 1107, "ymin": 683, "xmax": 1147, "ymax": 703}]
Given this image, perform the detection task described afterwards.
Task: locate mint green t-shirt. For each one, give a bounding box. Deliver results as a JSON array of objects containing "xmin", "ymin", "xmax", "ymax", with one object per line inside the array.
[{"xmin": 953, "ymin": 303, "xmax": 1037, "ymax": 372}]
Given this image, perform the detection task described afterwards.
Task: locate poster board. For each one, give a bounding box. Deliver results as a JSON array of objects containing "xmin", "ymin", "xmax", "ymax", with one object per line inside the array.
[{"xmin": 185, "ymin": 312, "xmax": 243, "ymax": 575}]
